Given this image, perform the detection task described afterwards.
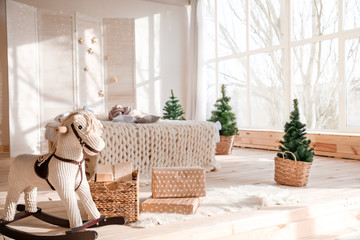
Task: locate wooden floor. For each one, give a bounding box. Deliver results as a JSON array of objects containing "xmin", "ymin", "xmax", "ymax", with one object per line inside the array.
[{"xmin": 1, "ymin": 148, "xmax": 360, "ymax": 239}]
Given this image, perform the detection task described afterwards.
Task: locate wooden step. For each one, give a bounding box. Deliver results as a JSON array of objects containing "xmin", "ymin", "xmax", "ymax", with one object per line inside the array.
[
  {"xmin": 111, "ymin": 194, "xmax": 360, "ymax": 240},
  {"xmin": 299, "ymin": 225, "xmax": 360, "ymax": 239}
]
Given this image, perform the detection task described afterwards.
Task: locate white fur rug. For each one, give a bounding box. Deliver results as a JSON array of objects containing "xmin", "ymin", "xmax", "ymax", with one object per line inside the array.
[{"xmin": 129, "ymin": 184, "xmax": 298, "ymax": 228}]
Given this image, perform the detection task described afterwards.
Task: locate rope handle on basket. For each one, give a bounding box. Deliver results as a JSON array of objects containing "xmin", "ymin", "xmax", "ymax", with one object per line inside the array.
[
  {"xmin": 279, "ymin": 151, "xmax": 297, "ymax": 162},
  {"xmin": 103, "ymin": 179, "xmax": 129, "ymax": 191},
  {"xmin": 104, "ymin": 181, "xmax": 117, "ymax": 191}
]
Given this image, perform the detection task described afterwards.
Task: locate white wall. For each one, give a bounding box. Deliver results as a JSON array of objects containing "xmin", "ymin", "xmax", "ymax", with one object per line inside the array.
[
  {"xmin": 7, "ymin": 0, "xmax": 40, "ymax": 155},
  {"xmin": 14, "ymin": 0, "xmax": 188, "ymax": 116}
]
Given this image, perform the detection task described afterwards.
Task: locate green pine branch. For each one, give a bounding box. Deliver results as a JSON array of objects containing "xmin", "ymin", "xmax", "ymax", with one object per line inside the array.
[
  {"xmin": 277, "ymin": 99, "xmax": 314, "ymax": 162},
  {"xmin": 162, "ymin": 89, "xmax": 186, "ymax": 120},
  {"xmin": 210, "ymin": 84, "xmax": 238, "ymax": 136}
]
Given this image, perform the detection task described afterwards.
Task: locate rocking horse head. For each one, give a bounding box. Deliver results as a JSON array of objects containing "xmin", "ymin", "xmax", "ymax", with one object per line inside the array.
[{"xmin": 55, "ymin": 110, "xmax": 105, "ymax": 156}]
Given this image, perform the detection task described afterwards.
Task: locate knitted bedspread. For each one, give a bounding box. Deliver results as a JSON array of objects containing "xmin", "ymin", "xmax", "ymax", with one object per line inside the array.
[{"xmin": 93, "ymin": 120, "xmax": 219, "ymax": 176}]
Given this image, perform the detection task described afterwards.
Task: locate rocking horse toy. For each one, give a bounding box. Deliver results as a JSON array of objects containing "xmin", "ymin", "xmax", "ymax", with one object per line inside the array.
[{"xmin": 0, "ymin": 110, "xmax": 126, "ymax": 240}]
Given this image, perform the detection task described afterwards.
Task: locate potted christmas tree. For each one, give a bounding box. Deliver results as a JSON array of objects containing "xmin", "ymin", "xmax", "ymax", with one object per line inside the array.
[
  {"xmin": 162, "ymin": 89, "xmax": 186, "ymax": 120},
  {"xmin": 274, "ymin": 99, "xmax": 314, "ymax": 187},
  {"xmin": 210, "ymin": 84, "xmax": 238, "ymax": 155}
]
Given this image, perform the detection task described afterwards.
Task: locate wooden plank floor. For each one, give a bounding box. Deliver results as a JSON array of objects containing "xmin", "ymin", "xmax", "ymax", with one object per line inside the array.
[{"xmin": 1, "ymin": 148, "xmax": 360, "ymax": 239}]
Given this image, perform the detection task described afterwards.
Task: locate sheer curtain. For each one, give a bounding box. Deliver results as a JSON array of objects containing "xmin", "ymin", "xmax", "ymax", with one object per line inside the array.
[{"xmin": 185, "ymin": 0, "xmax": 207, "ymax": 121}]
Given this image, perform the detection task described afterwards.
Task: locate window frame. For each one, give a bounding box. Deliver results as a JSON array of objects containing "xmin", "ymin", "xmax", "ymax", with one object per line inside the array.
[{"xmin": 204, "ymin": 0, "xmax": 360, "ymax": 133}]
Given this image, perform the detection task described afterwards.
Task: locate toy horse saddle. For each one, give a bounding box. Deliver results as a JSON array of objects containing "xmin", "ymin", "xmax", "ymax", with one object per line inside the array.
[
  {"xmin": 35, "ymin": 153, "xmax": 56, "ymax": 190},
  {"xmin": 34, "ymin": 153, "xmax": 84, "ymax": 191}
]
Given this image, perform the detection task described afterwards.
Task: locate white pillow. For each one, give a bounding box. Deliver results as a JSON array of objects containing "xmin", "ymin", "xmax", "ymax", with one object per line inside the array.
[{"xmin": 112, "ymin": 115, "xmax": 137, "ymax": 123}]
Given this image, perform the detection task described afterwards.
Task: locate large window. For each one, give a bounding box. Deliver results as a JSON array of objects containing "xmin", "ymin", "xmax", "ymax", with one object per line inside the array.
[{"xmin": 203, "ymin": 0, "xmax": 360, "ymax": 132}]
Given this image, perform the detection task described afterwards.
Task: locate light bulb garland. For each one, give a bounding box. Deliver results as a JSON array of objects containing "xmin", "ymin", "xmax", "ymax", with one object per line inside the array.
[{"xmin": 13, "ymin": 9, "xmax": 135, "ymax": 100}]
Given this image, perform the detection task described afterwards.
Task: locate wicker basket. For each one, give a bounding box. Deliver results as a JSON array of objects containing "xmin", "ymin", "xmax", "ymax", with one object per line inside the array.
[
  {"xmin": 215, "ymin": 135, "xmax": 235, "ymax": 155},
  {"xmin": 89, "ymin": 170, "xmax": 139, "ymax": 222},
  {"xmin": 274, "ymin": 151, "xmax": 312, "ymax": 187}
]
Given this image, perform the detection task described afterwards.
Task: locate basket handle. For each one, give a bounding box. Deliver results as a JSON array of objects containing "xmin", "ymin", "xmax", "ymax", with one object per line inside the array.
[
  {"xmin": 104, "ymin": 181, "xmax": 117, "ymax": 191},
  {"xmin": 279, "ymin": 151, "xmax": 297, "ymax": 162}
]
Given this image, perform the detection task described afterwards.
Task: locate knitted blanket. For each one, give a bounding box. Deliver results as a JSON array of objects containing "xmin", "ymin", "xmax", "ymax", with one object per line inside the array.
[{"xmin": 92, "ymin": 120, "xmax": 219, "ymax": 176}]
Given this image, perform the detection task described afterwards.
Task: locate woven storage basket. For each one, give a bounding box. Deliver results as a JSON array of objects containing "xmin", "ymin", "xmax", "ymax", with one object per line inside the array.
[
  {"xmin": 274, "ymin": 152, "xmax": 312, "ymax": 187},
  {"xmin": 89, "ymin": 170, "xmax": 139, "ymax": 222},
  {"xmin": 216, "ymin": 135, "xmax": 235, "ymax": 155}
]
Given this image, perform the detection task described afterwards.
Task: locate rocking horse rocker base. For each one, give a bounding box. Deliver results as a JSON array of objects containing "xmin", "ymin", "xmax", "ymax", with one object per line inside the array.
[{"xmin": 0, "ymin": 204, "xmax": 126, "ymax": 240}]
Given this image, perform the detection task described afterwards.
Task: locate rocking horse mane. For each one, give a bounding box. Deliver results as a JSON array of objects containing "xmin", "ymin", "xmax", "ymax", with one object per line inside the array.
[{"xmin": 61, "ymin": 110, "xmax": 103, "ymax": 135}]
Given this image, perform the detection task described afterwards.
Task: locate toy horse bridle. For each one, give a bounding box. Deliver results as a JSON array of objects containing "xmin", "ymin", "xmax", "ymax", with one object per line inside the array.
[{"xmin": 70, "ymin": 123, "xmax": 100, "ymax": 154}]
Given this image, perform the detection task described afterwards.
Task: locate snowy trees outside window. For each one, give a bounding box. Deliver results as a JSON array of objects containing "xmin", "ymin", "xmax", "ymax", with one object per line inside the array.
[{"xmin": 203, "ymin": 0, "xmax": 360, "ymax": 131}]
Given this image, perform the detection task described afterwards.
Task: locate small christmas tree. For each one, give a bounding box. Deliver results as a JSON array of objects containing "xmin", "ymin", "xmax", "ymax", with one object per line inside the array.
[
  {"xmin": 277, "ymin": 99, "xmax": 314, "ymax": 162},
  {"xmin": 162, "ymin": 89, "xmax": 186, "ymax": 120},
  {"xmin": 210, "ymin": 84, "xmax": 238, "ymax": 136}
]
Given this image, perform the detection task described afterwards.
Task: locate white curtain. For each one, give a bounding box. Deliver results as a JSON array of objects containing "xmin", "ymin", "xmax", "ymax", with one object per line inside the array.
[{"xmin": 185, "ymin": 0, "xmax": 207, "ymax": 121}]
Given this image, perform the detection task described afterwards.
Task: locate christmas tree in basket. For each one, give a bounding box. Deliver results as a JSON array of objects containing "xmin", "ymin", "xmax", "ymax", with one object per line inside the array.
[
  {"xmin": 210, "ymin": 84, "xmax": 238, "ymax": 155},
  {"xmin": 275, "ymin": 99, "xmax": 314, "ymax": 187},
  {"xmin": 162, "ymin": 89, "xmax": 186, "ymax": 120}
]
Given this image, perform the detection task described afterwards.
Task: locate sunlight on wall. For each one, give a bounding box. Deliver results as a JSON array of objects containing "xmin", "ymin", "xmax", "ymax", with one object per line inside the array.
[
  {"xmin": 7, "ymin": 0, "xmax": 41, "ymax": 156},
  {"xmin": 77, "ymin": 17, "xmax": 104, "ymax": 112},
  {"xmin": 135, "ymin": 13, "xmax": 161, "ymax": 115},
  {"xmin": 8, "ymin": 41, "xmax": 41, "ymax": 155}
]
